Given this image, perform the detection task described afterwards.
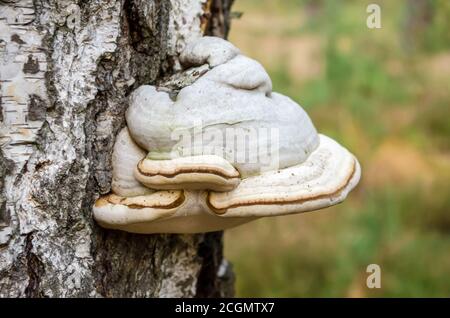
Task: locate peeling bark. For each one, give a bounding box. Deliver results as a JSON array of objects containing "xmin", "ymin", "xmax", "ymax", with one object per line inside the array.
[{"xmin": 0, "ymin": 0, "xmax": 234, "ymax": 297}]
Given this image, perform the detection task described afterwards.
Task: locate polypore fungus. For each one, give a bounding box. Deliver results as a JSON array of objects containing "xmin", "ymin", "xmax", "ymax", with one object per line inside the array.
[{"xmin": 93, "ymin": 36, "xmax": 361, "ymax": 234}]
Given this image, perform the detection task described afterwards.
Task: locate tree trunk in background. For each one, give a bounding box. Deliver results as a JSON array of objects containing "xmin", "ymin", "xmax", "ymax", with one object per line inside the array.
[
  {"xmin": 0, "ymin": 0, "xmax": 234, "ymax": 297},
  {"xmin": 402, "ymin": 0, "xmax": 433, "ymax": 51}
]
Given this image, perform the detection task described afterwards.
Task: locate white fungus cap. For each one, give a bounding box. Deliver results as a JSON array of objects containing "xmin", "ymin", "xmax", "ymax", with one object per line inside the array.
[{"xmin": 93, "ymin": 37, "xmax": 361, "ymax": 234}]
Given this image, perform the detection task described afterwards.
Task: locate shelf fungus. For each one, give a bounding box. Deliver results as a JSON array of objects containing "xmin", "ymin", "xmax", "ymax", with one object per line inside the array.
[{"xmin": 93, "ymin": 36, "xmax": 361, "ymax": 234}]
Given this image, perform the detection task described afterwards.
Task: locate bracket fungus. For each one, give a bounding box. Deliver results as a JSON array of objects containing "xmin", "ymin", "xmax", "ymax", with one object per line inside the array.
[{"xmin": 93, "ymin": 36, "xmax": 361, "ymax": 234}]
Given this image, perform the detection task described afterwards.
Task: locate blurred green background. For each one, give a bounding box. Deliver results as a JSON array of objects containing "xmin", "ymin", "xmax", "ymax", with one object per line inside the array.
[{"xmin": 224, "ymin": 0, "xmax": 450, "ymax": 297}]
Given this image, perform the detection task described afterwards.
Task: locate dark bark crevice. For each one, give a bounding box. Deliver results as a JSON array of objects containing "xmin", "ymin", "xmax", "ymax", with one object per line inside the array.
[
  {"xmin": 205, "ymin": 0, "xmax": 235, "ymax": 38},
  {"xmin": 24, "ymin": 232, "xmax": 45, "ymax": 297},
  {"xmin": 0, "ymin": 150, "xmax": 13, "ymax": 239},
  {"xmin": 124, "ymin": 0, "xmax": 172, "ymax": 85},
  {"xmin": 195, "ymin": 231, "xmax": 235, "ymax": 298}
]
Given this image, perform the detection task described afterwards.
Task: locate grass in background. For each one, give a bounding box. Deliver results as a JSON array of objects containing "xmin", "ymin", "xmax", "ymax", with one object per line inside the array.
[{"xmin": 225, "ymin": 0, "xmax": 450, "ymax": 297}]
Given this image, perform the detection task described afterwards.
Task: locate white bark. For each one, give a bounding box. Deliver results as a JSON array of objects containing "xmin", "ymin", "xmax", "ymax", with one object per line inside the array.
[{"xmin": 0, "ymin": 0, "xmax": 234, "ymax": 297}]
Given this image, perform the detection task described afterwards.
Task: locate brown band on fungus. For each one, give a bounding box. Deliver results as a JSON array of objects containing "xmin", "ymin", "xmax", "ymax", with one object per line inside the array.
[
  {"xmin": 95, "ymin": 191, "xmax": 186, "ymax": 210},
  {"xmin": 208, "ymin": 158, "xmax": 357, "ymax": 215},
  {"xmin": 136, "ymin": 159, "xmax": 240, "ymax": 179},
  {"xmin": 94, "ymin": 196, "xmax": 110, "ymax": 208}
]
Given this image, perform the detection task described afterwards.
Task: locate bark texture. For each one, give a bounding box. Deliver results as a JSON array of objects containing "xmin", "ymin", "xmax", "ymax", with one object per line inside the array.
[{"xmin": 0, "ymin": 0, "xmax": 235, "ymax": 297}]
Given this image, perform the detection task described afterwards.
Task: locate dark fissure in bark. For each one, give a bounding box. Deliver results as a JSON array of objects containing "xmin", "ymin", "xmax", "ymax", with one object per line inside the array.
[
  {"xmin": 124, "ymin": 0, "xmax": 172, "ymax": 85},
  {"xmin": 24, "ymin": 232, "xmax": 45, "ymax": 298},
  {"xmin": 205, "ymin": 0, "xmax": 235, "ymax": 38},
  {"xmin": 0, "ymin": 150, "xmax": 13, "ymax": 236},
  {"xmin": 195, "ymin": 231, "xmax": 235, "ymax": 297}
]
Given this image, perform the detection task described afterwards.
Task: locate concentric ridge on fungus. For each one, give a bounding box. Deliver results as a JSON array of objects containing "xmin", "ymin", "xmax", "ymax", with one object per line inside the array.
[
  {"xmin": 134, "ymin": 155, "xmax": 241, "ymax": 191},
  {"xmin": 92, "ymin": 36, "xmax": 361, "ymax": 234}
]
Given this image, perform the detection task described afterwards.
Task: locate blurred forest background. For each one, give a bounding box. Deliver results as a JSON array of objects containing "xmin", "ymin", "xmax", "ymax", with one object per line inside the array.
[{"xmin": 224, "ymin": 0, "xmax": 450, "ymax": 297}]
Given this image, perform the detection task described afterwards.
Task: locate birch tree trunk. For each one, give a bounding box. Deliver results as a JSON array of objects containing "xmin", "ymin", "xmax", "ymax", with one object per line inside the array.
[{"xmin": 0, "ymin": 0, "xmax": 235, "ymax": 297}]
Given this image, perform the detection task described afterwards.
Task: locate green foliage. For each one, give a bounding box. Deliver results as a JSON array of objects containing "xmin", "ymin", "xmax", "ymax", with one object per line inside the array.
[
  {"xmin": 227, "ymin": 0, "xmax": 450, "ymax": 297},
  {"xmin": 416, "ymin": 101, "xmax": 450, "ymax": 151},
  {"xmin": 229, "ymin": 187, "xmax": 450, "ymax": 297},
  {"xmin": 419, "ymin": 0, "xmax": 450, "ymax": 52}
]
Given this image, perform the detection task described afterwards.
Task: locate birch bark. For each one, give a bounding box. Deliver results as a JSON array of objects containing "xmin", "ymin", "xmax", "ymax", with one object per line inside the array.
[{"xmin": 0, "ymin": 0, "xmax": 234, "ymax": 297}]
